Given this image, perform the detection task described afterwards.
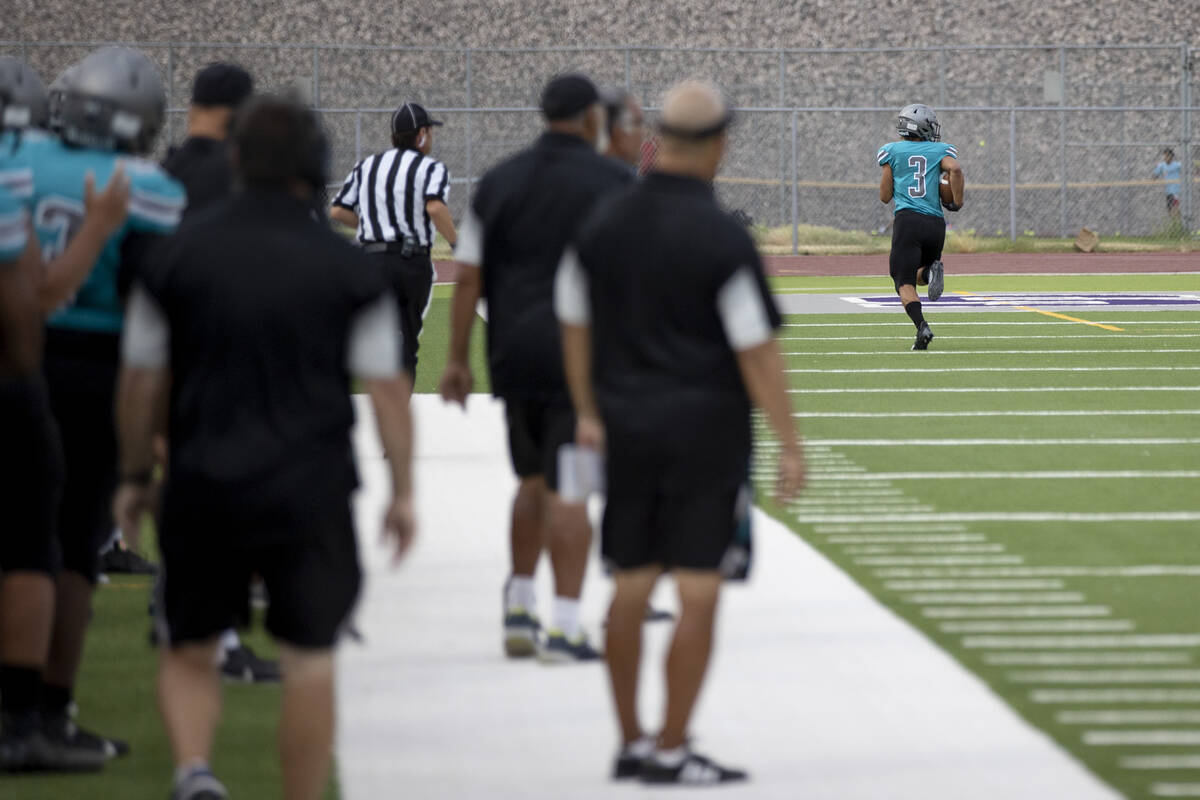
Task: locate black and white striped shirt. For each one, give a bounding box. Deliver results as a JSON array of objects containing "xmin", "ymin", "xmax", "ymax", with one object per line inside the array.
[{"xmin": 332, "ymin": 148, "xmax": 450, "ymax": 247}]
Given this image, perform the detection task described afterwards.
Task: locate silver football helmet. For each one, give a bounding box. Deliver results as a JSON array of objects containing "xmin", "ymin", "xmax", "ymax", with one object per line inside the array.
[
  {"xmin": 46, "ymin": 64, "xmax": 79, "ymax": 133},
  {"xmin": 897, "ymin": 103, "xmax": 940, "ymax": 142},
  {"xmin": 0, "ymin": 56, "xmax": 48, "ymax": 131},
  {"xmin": 58, "ymin": 47, "xmax": 166, "ymax": 153}
]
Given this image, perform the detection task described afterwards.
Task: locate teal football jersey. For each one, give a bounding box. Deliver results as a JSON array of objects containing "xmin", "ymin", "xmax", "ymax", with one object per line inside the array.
[
  {"xmin": 877, "ymin": 139, "xmax": 958, "ymax": 218},
  {"xmin": 0, "ymin": 185, "xmax": 27, "ymax": 263},
  {"xmin": 0, "ymin": 130, "xmax": 185, "ymax": 333}
]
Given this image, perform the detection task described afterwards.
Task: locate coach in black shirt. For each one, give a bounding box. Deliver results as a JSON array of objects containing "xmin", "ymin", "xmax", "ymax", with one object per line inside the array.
[
  {"xmin": 440, "ymin": 74, "xmax": 630, "ymax": 662},
  {"xmin": 162, "ymin": 63, "xmax": 253, "ymax": 214},
  {"xmin": 113, "ymin": 96, "xmax": 415, "ymax": 800},
  {"xmin": 556, "ymin": 80, "xmax": 804, "ymax": 785}
]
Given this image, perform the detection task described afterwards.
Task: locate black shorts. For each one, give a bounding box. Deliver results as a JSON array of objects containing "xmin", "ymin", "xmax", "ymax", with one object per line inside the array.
[
  {"xmin": 368, "ymin": 250, "xmax": 435, "ymax": 378},
  {"xmin": 0, "ymin": 376, "xmax": 64, "ymax": 575},
  {"xmin": 156, "ymin": 498, "xmax": 360, "ymax": 649},
  {"xmin": 43, "ymin": 331, "xmax": 120, "ymax": 583},
  {"xmin": 505, "ymin": 398, "xmax": 575, "ymax": 491},
  {"xmin": 889, "ymin": 209, "xmax": 946, "ymax": 291},
  {"xmin": 1167, "ymin": 194, "xmax": 1180, "ymax": 211},
  {"xmin": 601, "ymin": 436, "xmax": 742, "ymax": 572}
]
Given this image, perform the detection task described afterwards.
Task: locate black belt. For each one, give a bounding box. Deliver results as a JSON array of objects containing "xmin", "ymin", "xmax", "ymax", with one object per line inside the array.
[{"xmin": 362, "ymin": 241, "xmax": 430, "ymax": 256}]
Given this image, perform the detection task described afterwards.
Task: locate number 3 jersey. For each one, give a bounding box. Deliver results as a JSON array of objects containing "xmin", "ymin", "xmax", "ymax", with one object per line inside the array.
[
  {"xmin": 0, "ymin": 130, "xmax": 185, "ymax": 334},
  {"xmin": 877, "ymin": 139, "xmax": 957, "ymax": 219}
]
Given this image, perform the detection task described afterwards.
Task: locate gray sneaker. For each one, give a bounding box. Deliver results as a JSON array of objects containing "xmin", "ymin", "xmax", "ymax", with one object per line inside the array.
[
  {"xmin": 539, "ymin": 630, "xmax": 602, "ymax": 664},
  {"xmin": 170, "ymin": 766, "xmax": 229, "ymax": 800},
  {"xmin": 503, "ymin": 608, "xmax": 541, "ymax": 658},
  {"xmin": 927, "ymin": 260, "xmax": 944, "ymax": 301}
]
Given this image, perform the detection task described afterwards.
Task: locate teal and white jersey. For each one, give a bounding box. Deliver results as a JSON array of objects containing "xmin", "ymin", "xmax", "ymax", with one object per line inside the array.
[
  {"xmin": 877, "ymin": 139, "xmax": 958, "ymax": 218},
  {"xmin": 0, "ymin": 185, "xmax": 27, "ymax": 263},
  {"xmin": 0, "ymin": 129, "xmax": 185, "ymax": 333}
]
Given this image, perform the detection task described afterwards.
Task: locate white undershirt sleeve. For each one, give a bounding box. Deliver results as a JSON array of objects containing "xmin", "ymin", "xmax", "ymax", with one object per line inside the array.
[
  {"xmin": 347, "ymin": 294, "xmax": 402, "ymax": 379},
  {"xmin": 717, "ymin": 265, "xmax": 774, "ymax": 351},
  {"xmin": 121, "ymin": 285, "xmax": 171, "ymax": 368},
  {"xmin": 553, "ymin": 247, "xmax": 591, "ymax": 325},
  {"xmin": 453, "ymin": 207, "xmax": 484, "ymax": 267}
]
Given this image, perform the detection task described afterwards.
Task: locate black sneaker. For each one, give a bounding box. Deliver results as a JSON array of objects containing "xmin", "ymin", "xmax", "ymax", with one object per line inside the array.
[
  {"xmin": 0, "ymin": 712, "xmax": 106, "ymax": 773},
  {"xmin": 613, "ymin": 737, "xmax": 655, "ymax": 780},
  {"xmin": 927, "ymin": 260, "xmax": 945, "ymax": 301},
  {"xmin": 539, "ymin": 630, "xmax": 602, "ymax": 664},
  {"xmin": 912, "ymin": 322, "xmax": 934, "ymax": 351},
  {"xmin": 43, "ymin": 710, "xmax": 129, "ymax": 759},
  {"xmin": 220, "ymin": 644, "xmax": 281, "ymax": 683},
  {"xmin": 170, "ymin": 766, "xmax": 229, "ymax": 800},
  {"xmin": 645, "ymin": 606, "xmax": 675, "ymax": 623},
  {"xmin": 503, "ymin": 607, "xmax": 541, "ymax": 658},
  {"xmin": 100, "ymin": 544, "xmax": 158, "ymax": 575},
  {"xmin": 640, "ymin": 748, "xmax": 748, "ymax": 785}
]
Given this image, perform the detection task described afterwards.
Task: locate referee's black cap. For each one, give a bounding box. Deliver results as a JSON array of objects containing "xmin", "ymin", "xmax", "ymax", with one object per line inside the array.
[
  {"xmin": 391, "ymin": 102, "xmax": 443, "ymax": 134},
  {"xmin": 541, "ymin": 73, "xmax": 599, "ymax": 121},
  {"xmin": 191, "ymin": 62, "xmax": 254, "ymax": 108}
]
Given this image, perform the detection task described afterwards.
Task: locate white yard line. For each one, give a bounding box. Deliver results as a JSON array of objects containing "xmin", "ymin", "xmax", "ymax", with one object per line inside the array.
[
  {"xmin": 1011, "ymin": 671, "xmax": 1200, "ymax": 685},
  {"xmin": 787, "ymin": 386, "xmax": 1200, "ymax": 394},
  {"xmin": 874, "ymin": 567, "xmax": 1200, "ymax": 579},
  {"xmin": 924, "ymin": 606, "xmax": 1111, "ymax": 619},
  {"xmin": 993, "ymin": 653, "xmax": 1192, "ymax": 667},
  {"xmin": 1061, "ymin": 710, "xmax": 1200, "ymax": 724},
  {"xmin": 797, "ymin": 471, "xmax": 1200, "ymax": 481},
  {"xmin": 336, "ymin": 395, "xmax": 1122, "ymax": 800},
  {"xmin": 772, "ymin": 438, "xmax": 1200, "ymax": 446},
  {"xmin": 969, "ymin": 636, "xmax": 1200, "ymax": 650},
  {"xmin": 1085, "ymin": 731, "xmax": 1200, "ymax": 745},
  {"xmin": 794, "ymin": 410, "xmax": 1200, "ymax": 418},
  {"xmin": 780, "ymin": 321, "xmax": 1200, "ymax": 327},
  {"xmin": 781, "ymin": 348, "xmax": 1200, "ymax": 355},
  {"xmin": 1122, "ymin": 756, "xmax": 1200, "ymax": 769},
  {"xmin": 1033, "ymin": 690, "xmax": 1200, "ymax": 703},
  {"xmin": 820, "ymin": 511, "xmax": 1200, "ymax": 524},
  {"xmin": 781, "ymin": 335, "xmax": 1200, "ymax": 341},
  {"xmin": 1151, "ymin": 783, "xmax": 1200, "ymax": 796},
  {"xmin": 941, "ymin": 620, "xmax": 1135, "ymax": 634}
]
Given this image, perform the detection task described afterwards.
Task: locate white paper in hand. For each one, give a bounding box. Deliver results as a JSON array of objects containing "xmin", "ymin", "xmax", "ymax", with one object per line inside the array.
[{"xmin": 558, "ymin": 444, "xmax": 605, "ymax": 503}]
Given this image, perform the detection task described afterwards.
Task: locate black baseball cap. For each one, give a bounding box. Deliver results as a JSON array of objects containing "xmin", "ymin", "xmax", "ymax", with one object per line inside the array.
[
  {"xmin": 540, "ymin": 74, "xmax": 599, "ymax": 121},
  {"xmin": 191, "ymin": 62, "xmax": 254, "ymax": 108},
  {"xmin": 391, "ymin": 102, "xmax": 443, "ymax": 134}
]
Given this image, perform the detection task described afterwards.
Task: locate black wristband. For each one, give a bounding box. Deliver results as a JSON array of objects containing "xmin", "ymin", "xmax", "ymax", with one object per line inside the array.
[{"xmin": 121, "ymin": 468, "xmax": 154, "ymax": 487}]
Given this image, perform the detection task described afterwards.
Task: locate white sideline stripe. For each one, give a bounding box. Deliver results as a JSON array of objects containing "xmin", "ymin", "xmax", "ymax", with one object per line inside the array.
[
  {"xmin": 781, "ymin": 438, "xmax": 1200, "ymax": 447},
  {"xmin": 843, "ymin": 544, "xmax": 1006, "ymax": 555},
  {"xmin": 1084, "ymin": 731, "xmax": 1200, "ymax": 745},
  {"xmin": 886, "ymin": 579, "xmax": 1064, "ymax": 590},
  {"xmin": 796, "ymin": 471, "xmax": 1200, "ymax": 481},
  {"xmin": 787, "ymin": 386, "xmax": 1200, "ymax": 394},
  {"xmin": 787, "ymin": 365, "xmax": 1200, "ymax": 372},
  {"xmin": 794, "ymin": 410, "xmax": 1200, "ymax": 418},
  {"xmin": 905, "ymin": 593, "xmax": 1084, "ymax": 605},
  {"xmin": 339, "ymin": 394, "xmax": 1125, "ymax": 800},
  {"xmin": 1122, "ymin": 756, "xmax": 1200, "ymax": 769},
  {"xmin": 992, "ymin": 653, "xmax": 1190, "ymax": 667},
  {"xmin": 781, "ymin": 348, "xmax": 1200, "ymax": 355},
  {"xmin": 816, "ymin": 524, "xmax": 970, "ymax": 535},
  {"xmin": 1009, "ymin": 670, "xmax": 1200, "ymax": 684},
  {"xmin": 854, "ymin": 555, "xmax": 1026, "ymax": 566},
  {"xmin": 874, "ymin": 567, "xmax": 1200, "ymax": 579},
  {"xmin": 780, "ymin": 320, "xmax": 1200, "ymax": 327},
  {"xmin": 969, "ymin": 635, "xmax": 1200, "ymax": 650},
  {"xmin": 1034, "ymin": 690, "xmax": 1200, "ymax": 704},
  {"xmin": 797, "ymin": 490, "xmax": 907, "ymax": 499},
  {"xmin": 1152, "ymin": 785, "xmax": 1200, "ymax": 797},
  {"xmin": 924, "ymin": 606, "xmax": 1109, "ymax": 619},
  {"xmin": 821, "ymin": 512, "xmax": 1200, "ymax": 524},
  {"xmin": 798, "ymin": 506, "xmax": 933, "ymax": 515},
  {"xmin": 1062, "ymin": 710, "xmax": 1200, "ymax": 724},
  {"xmin": 943, "ymin": 620, "xmax": 1134, "ymax": 634},
  {"xmin": 781, "ymin": 335, "xmax": 1200, "ymax": 341},
  {"xmin": 829, "ymin": 534, "xmax": 989, "ymax": 545}
]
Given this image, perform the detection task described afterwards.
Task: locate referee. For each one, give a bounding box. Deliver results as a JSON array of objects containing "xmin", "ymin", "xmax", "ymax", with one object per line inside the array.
[{"xmin": 331, "ymin": 102, "xmax": 456, "ymax": 381}]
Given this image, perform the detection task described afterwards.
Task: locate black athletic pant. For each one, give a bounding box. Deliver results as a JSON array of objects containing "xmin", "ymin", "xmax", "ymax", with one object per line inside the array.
[{"xmin": 367, "ymin": 249, "xmax": 435, "ymax": 379}]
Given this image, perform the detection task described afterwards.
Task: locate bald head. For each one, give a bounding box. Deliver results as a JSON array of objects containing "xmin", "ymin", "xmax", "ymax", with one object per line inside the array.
[{"xmin": 655, "ymin": 80, "xmax": 730, "ymax": 180}]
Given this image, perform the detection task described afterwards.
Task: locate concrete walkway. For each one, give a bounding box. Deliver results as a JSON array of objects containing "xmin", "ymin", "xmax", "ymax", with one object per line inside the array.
[{"xmin": 336, "ymin": 395, "xmax": 1122, "ymax": 799}]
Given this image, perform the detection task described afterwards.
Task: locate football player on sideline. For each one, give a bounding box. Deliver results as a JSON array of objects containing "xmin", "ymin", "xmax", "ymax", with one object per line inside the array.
[
  {"xmin": 877, "ymin": 103, "xmax": 963, "ymax": 350},
  {"xmin": 0, "ymin": 47, "xmax": 184, "ymax": 762}
]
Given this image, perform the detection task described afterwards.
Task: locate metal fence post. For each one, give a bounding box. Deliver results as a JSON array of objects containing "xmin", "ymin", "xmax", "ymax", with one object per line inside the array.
[
  {"xmin": 355, "ymin": 110, "xmax": 363, "ymax": 164},
  {"xmin": 790, "ymin": 110, "xmax": 799, "ymax": 255},
  {"xmin": 166, "ymin": 43, "xmax": 175, "ymax": 145},
  {"xmin": 624, "ymin": 48, "xmax": 631, "ymax": 92},
  {"xmin": 938, "ymin": 47, "xmax": 946, "ymax": 108},
  {"xmin": 778, "ymin": 50, "xmax": 787, "ymax": 228},
  {"xmin": 465, "ymin": 48, "xmax": 474, "ymax": 197},
  {"xmin": 312, "ymin": 47, "xmax": 321, "ymax": 107},
  {"xmin": 1059, "ymin": 46, "xmax": 1068, "ymax": 237},
  {"xmin": 1009, "ymin": 108, "xmax": 1017, "ymax": 241},
  {"xmin": 1182, "ymin": 43, "xmax": 1193, "ymax": 236}
]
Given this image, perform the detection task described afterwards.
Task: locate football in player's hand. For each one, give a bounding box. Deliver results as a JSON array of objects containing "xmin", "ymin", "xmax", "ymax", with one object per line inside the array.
[{"xmin": 940, "ymin": 174, "xmax": 961, "ymax": 211}]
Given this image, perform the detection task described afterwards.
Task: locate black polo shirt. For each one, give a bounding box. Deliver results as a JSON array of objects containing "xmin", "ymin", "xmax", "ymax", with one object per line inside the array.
[
  {"xmin": 135, "ymin": 189, "xmax": 392, "ymax": 535},
  {"xmin": 565, "ymin": 172, "xmax": 780, "ymax": 487},
  {"xmin": 163, "ymin": 136, "xmax": 234, "ymax": 216},
  {"xmin": 459, "ymin": 132, "xmax": 631, "ymax": 401}
]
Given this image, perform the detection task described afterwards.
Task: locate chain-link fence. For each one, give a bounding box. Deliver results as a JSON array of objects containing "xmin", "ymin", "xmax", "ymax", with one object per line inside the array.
[{"xmin": 3, "ymin": 41, "xmax": 1197, "ymax": 249}]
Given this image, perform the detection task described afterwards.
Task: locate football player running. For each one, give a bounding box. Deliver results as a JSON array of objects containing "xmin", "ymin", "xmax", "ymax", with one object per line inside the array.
[
  {"xmin": 0, "ymin": 47, "xmax": 184, "ymax": 764},
  {"xmin": 877, "ymin": 103, "xmax": 963, "ymax": 350}
]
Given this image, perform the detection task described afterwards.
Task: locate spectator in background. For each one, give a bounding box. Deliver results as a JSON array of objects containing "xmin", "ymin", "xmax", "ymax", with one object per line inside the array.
[
  {"xmin": 600, "ymin": 87, "xmax": 646, "ymax": 172},
  {"xmin": 1152, "ymin": 148, "xmax": 1182, "ymax": 222}
]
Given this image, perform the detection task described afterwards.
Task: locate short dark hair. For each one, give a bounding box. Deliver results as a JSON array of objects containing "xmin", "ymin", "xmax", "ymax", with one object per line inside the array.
[
  {"xmin": 391, "ymin": 127, "xmax": 425, "ymax": 150},
  {"xmin": 600, "ymin": 86, "xmax": 632, "ymax": 134},
  {"xmin": 234, "ymin": 93, "xmax": 328, "ymax": 190},
  {"xmin": 191, "ymin": 62, "xmax": 254, "ymax": 108}
]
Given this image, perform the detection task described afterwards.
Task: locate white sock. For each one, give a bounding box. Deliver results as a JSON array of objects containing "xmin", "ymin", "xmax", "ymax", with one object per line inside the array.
[
  {"xmin": 220, "ymin": 629, "xmax": 240, "ymax": 653},
  {"xmin": 506, "ymin": 575, "xmax": 536, "ymax": 612},
  {"xmin": 174, "ymin": 758, "xmax": 209, "ymax": 784},
  {"xmin": 553, "ymin": 596, "xmax": 581, "ymax": 639},
  {"xmin": 654, "ymin": 746, "xmax": 688, "ymax": 767},
  {"xmin": 624, "ymin": 736, "xmax": 656, "ymax": 757}
]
